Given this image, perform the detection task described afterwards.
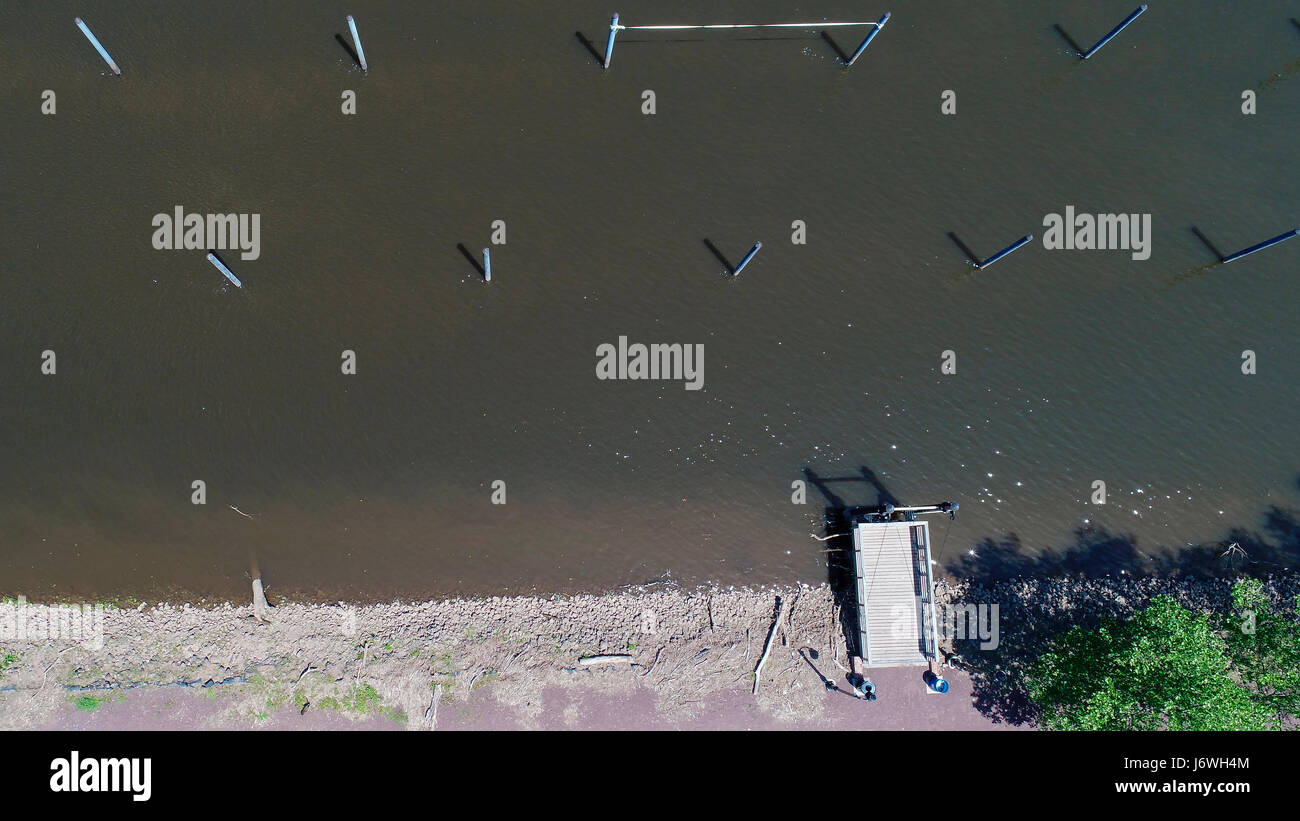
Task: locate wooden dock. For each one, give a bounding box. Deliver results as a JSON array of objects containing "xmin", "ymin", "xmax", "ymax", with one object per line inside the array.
[{"xmin": 851, "ymin": 519, "xmax": 939, "ymax": 667}]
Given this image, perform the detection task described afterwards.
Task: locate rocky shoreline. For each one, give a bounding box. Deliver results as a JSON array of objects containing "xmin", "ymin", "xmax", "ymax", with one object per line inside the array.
[
  {"xmin": 936, "ymin": 573, "xmax": 1300, "ymax": 725},
  {"xmin": 1, "ymin": 572, "xmax": 1296, "ymax": 729}
]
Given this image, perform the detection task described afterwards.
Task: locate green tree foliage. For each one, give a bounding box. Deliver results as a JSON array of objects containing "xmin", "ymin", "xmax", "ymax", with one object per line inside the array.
[
  {"xmin": 1027, "ymin": 594, "xmax": 1272, "ymax": 730},
  {"xmin": 1221, "ymin": 578, "xmax": 1300, "ymax": 725}
]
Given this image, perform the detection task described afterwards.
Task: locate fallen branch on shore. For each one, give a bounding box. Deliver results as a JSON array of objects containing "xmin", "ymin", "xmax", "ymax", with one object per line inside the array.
[
  {"xmin": 33, "ymin": 648, "xmax": 73, "ymax": 701},
  {"xmin": 424, "ymin": 683, "xmax": 443, "ymax": 730},
  {"xmin": 642, "ymin": 647, "xmax": 664, "ymax": 678},
  {"xmin": 752, "ymin": 596, "xmax": 788, "ymax": 695},
  {"xmin": 578, "ymin": 654, "xmax": 633, "ymax": 667}
]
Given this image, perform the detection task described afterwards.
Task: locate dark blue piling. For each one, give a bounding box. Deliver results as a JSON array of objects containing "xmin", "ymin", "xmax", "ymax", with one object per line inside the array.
[
  {"xmin": 1081, "ymin": 5, "xmax": 1148, "ymax": 60},
  {"xmin": 603, "ymin": 13, "xmax": 621, "ymax": 69},
  {"xmin": 1221, "ymin": 229, "xmax": 1300, "ymax": 264},
  {"xmin": 733, "ymin": 241, "xmax": 762, "ymax": 275},
  {"xmin": 976, "ymin": 234, "xmax": 1033, "ymax": 269},
  {"xmin": 846, "ymin": 11, "xmax": 891, "ymax": 67}
]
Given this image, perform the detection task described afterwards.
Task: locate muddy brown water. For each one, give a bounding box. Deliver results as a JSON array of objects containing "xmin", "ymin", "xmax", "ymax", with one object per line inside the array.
[{"xmin": 1, "ymin": 1, "xmax": 1298, "ymax": 603}]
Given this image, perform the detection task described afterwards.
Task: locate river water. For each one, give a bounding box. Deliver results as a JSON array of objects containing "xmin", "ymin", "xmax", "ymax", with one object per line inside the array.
[{"xmin": 2, "ymin": 1, "xmax": 1297, "ymax": 602}]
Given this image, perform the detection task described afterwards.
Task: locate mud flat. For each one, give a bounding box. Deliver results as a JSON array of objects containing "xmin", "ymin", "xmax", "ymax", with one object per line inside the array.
[{"xmin": 1, "ymin": 573, "xmax": 1296, "ymax": 730}]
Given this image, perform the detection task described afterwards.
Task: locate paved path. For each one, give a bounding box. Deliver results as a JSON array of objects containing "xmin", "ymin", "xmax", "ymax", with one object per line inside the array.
[{"xmin": 22, "ymin": 666, "xmax": 1025, "ymax": 730}]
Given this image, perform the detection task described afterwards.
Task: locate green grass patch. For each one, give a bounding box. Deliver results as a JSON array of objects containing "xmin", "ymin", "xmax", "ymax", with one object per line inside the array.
[
  {"xmin": 311, "ymin": 683, "xmax": 386, "ymax": 716},
  {"xmin": 72, "ymin": 693, "xmax": 110, "ymax": 712},
  {"xmin": 342, "ymin": 683, "xmax": 382, "ymax": 713}
]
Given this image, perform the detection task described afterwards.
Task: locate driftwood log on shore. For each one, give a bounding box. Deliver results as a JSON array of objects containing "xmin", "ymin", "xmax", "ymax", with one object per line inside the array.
[
  {"xmin": 578, "ymin": 654, "xmax": 633, "ymax": 666},
  {"xmin": 752, "ymin": 596, "xmax": 788, "ymax": 695},
  {"xmin": 251, "ymin": 578, "xmax": 271, "ymax": 622}
]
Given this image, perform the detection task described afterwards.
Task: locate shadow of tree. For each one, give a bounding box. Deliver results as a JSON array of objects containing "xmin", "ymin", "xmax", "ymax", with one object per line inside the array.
[
  {"xmin": 945, "ymin": 505, "xmax": 1300, "ymax": 725},
  {"xmin": 948, "ymin": 506, "xmax": 1300, "ymax": 582}
]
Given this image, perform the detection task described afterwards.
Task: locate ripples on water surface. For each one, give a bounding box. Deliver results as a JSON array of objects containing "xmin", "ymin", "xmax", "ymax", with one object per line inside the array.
[{"xmin": 1, "ymin": 1, "xmax": 1297, "ymax": 601}]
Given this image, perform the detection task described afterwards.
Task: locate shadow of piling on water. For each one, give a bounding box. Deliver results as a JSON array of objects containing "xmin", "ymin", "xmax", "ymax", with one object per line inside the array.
[
  {"xmin": 574, "ymin": 31, "xmax": 604, "ymax": 67},
  {"xmin": 819, "ymin": 31, "xmax": 851, "ymax": 64},
  {"xmin": 946, "ymin": 231, "xmax": 980, "ymax": 267},
  {"xmin": 456, "ymin": 243, "xmax": 485, "ymax": 277},
  {"xmin": 702, "ymin": 238, "xmax": 736, "ymax": 276},
  {"xmin": 334, "ymin": 33, "xmax": 362, "ymax": 69},
  {"xmin": 1190, "ymin": 225, "xmax": 1226, "ymax": 263},
  {"xmin": 1052, "ymin": 23, "xmax": 1085, "ymax": 56}
]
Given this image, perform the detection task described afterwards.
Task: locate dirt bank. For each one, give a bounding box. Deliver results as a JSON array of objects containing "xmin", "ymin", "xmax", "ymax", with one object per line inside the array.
[
  {"xmin": 2, "ymin": 573, "xmax": 1295, "ymax": 730},
  {"xmin": 1, "ymin": 584, "xmax": 858, "ymax": 729}
]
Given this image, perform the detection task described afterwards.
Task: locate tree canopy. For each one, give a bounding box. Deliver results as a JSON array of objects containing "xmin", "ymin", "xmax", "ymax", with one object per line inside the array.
[{"xmin": 1027, "ymin": 582, "xmax": 1299, "ymax": 731}]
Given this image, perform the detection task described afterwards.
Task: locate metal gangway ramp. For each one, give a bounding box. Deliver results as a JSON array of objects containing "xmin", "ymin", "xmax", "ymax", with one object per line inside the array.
[{"xmin": 851, "ymin": 518, "xmax": 940, "ymax": 667}]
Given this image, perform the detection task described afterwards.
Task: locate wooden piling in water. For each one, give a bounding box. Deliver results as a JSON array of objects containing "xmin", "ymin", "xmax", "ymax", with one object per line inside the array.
[
  {"xmin": 75, "ymin": 17, "xmax": 121, "ymax": 76},
  {"xmin": 976, "ymin": 234, "xmax": 1033, "ymax": 269},
  {"xmin": 1221, "ymin": 229, "xmax": 1300, "ymax": 264},
  {"xmin": 733, "ymin": 241, "xmax": 762, "ymax": 275},
  {"xmin": 482, "ymin": 248, "xmax": 492, "ymax": 281},
  {"xmin": 206, "ymin": 253, "xmax": 243, "ymax": 288},
  {"xmin": 347, "ymin": 15, "xmax": 368, "ymax": 72},
  {"xmin": 1081, "ymin": 5, "xmax": 1148, "ymax": 60},
  {"xmin": 847, "ymin": 11, "xmax": 891, "ymax": 67},
  {"xmin": 603, "ymin": 13, "xmax": 622, "ymax": 69}
]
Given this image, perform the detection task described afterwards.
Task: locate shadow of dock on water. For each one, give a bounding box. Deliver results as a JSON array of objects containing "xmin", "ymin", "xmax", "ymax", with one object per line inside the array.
[{"xmin": 804, "ymin": 464, "xmax": 905, "ymax": 660}]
